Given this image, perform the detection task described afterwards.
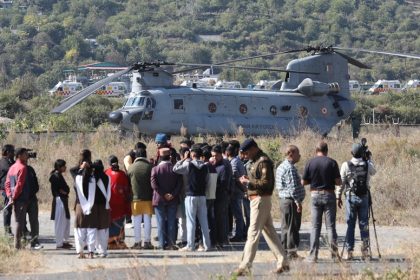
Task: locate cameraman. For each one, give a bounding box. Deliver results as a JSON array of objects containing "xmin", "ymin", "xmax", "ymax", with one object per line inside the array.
[
  {"xmin": 337, "ymin": 143, "xmax": 376, "ymax": 260},
  {"xmin": 4, "ymin": 148, "xmax": 40, "ymax": 249},
  {"xmin": 1, "ymin": 144, "xmax": 15, "ymax": 236}
]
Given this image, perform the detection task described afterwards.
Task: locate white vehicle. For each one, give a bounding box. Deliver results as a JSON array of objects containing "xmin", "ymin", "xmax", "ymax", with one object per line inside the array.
[
  {"xmin": 368, "ymin": 80, "xmax": 402, "ymax": 94},
  {"xmin": 49, "ymin": 80, "xmax": 83, "ymax": 97},
  {"xmin": 349, "ymin": 80, "xmax": 361, "ymax": 92},
  {"xmin": 95, "ymin": 82, "xmax": 128, "ymax": 97},
  {"xmin": 50, "ymin": 81, "xmax": 127, "ymax": 97},
  {"xmin": 214, "ymin": 80, "xmax": 242, "ymax": 89},
  {"xmin": 402, "ymin": 79, "xmax": 420, "ymax": 91}
]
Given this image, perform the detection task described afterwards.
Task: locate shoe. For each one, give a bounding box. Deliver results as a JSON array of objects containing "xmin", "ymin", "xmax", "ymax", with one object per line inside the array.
[
  {"xmin": 164, "ymin": 245, "xmax": 179, "ymax": 251},
  {"xmin": 131, "ymin": 242, "xmax": 142, "ymax": 250},
  {"xmin": 87, "ymin": 252, "xmax": 94, "ymax": 259},
  {"xmin": 125, "ymin": 223, "xmax": 134, "ymax": 229},
  {"xmin": 361, "ymin": 250, "xmax": 371, "ymax": 261},
  {"xmin": 57, "ymin": 243, "xmax": 73, "ymax": 249},
  {"xmin": 142, "ymin": 241, "xmax": 155, "ymax": 250},
  {"xmin": 176, "ymin": 241, "xmax": 187, "ymax": 247},
  {"xmin": 346, "ymin": 251, "xmax": 354, "ymax": 261},
  {"xmin": 229, "ymin": 236, "xmax": 245, "ymax": 242},
  {"xmin": 288, "ymin": 252, "xmax": 303, "ymax": 260},
  {"xmin": 5, "ymin": 227, "xmax": 13, "ymax": 237},
  {"xmin": 30, "ymin": 243, "xmax": 43, "ymax": 250},
  {"xmin": 179, "ymin": 246, "xmax": 194, "ymax": 252},
  {"xmin": 231, "ymin": 267, "xmax": 250, "ymax": 277},
  {"xmin": 274, "ymin": 265, "xmax": 290, "ymax": 274}
]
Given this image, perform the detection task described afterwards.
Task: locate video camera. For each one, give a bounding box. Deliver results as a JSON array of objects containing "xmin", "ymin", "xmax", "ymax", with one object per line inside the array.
[
  {"xmin": 28, "ymin": 151, "xmax": 37, "ymax": 159},
  {"xmin": 360, "ymin": 138, "xmax": 372, "ymax": 161}
]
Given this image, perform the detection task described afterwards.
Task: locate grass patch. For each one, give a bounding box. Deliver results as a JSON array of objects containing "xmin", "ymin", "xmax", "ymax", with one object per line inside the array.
[{"xmin": 0, "ymin": 236, "xmax": 42, "ymax": 274}]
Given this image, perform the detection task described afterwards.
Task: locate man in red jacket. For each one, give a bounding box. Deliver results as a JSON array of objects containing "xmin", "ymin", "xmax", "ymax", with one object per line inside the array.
[{"xmin": 5, "ymin": 148, "xmax": 30, "ymax": 249}]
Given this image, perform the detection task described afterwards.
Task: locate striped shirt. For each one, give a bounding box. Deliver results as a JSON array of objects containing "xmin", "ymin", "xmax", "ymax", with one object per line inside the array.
[{"xmin": 275, "ymin": 159, "xmax": 305, "ymax": 203}]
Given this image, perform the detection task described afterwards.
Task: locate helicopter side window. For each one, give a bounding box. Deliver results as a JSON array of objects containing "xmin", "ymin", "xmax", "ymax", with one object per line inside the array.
[
  {"xmin": 239, "ymin": 104, "xmax": 248, "ymax": 114},
  {"xmin": 174, "ymin": 99, "xmax": 184, "ymax": 111}
]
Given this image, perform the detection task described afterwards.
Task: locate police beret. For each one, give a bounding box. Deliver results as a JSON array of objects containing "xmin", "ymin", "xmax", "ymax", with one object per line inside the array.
[
  {"xmin": 240, "ymin": 139, "xmax": 258, "ymax": 152},
  {"xmin": 155, "ymin": 133, "xmax": 168, "ymax": 144},
  {"xmin": 351, "ymin": 143, "xmax": 363, "ymax": 158}
]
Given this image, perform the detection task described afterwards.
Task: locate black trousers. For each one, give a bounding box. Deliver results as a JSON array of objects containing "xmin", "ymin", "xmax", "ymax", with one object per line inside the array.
[
  {"xmin": 280, "ymin": 198, "xmax": 301, "ymax": 254},
  {"xmin": 2, "ymin": 193, "xmax": 12, "ymax": 232},
  {"xmin": 26, "ymin": 197, "xmax": 40, "ymax": 246}
]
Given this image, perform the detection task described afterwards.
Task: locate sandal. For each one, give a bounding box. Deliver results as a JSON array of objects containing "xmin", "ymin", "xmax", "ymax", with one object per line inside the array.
[{"xmin": 78, "ymin": 252, "xmax": 85, "ymax": 259}]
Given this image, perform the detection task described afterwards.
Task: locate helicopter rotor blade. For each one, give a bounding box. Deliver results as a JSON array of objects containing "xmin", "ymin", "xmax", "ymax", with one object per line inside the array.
[
  {"xmin": 51, "ymin": 66, "xmax": 133, "ymax": 113},
  {"xmin": 333, "ymin": 50, "xmax": 371, "ymax": 69},
  {"xmin": 171, "ymin": 48, "xmax": 306, "ymax": 74},
  {"xmin": 174, "ymin": 63, "xmax": 319, "ymax": 74},
  {"xmin": 335, "ymin": 47, "xmax": 420, "ymax": 60}
]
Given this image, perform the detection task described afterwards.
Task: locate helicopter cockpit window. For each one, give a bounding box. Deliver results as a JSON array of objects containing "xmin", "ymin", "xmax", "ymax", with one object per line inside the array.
[
  {"xmin": 239, "ymin": 104, "xmax": 248, "ymax": 114},
  {"xmin": 125, "ymin": 97, "xmax": 145, "ymax": 107},
  {"xmin": 174, "ymin": 99, "xmax": 184, "ymax": 110},
  {"xmin": 146, "ymin": 97, "xmax": 152, "ymax": 108}
]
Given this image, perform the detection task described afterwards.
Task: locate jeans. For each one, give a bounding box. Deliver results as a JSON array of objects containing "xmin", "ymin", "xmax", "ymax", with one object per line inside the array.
[
  {"xmin": 185, "ymin": 196, "xmax": 211, "ymax": 250},
  {"xmin": 154, "ymin": 203, "xmax": 177, "ymax": 248},
  {"xmin": 280, "ymin": 198, "xmax": 301, "ymax": 254},
  {"xmin": 345, "ymin": 194, "xmax": 370, "ymax": 251},
  {"xmin": 230, "ymin": 195, "xmax": 245, "ymax": 238},
  {"xmin": 308, "ymin": 192, "xmax": 338, "ymax": 260}
]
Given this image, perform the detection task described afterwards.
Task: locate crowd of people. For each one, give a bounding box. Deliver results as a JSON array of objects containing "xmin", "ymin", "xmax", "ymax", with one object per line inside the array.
[{"xmin": 0, "ymin": 135, "xmax": 376, "ymax": 275}]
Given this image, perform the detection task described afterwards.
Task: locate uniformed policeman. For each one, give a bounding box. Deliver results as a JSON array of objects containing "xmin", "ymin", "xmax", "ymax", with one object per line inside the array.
[{"xmin": 232, "ymin": 139, "xmax": 289, "ymax": 276}]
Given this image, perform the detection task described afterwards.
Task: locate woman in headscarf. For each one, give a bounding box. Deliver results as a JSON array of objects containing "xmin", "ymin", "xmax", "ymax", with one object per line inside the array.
[{"xmin": 105, "ymin": 155, "xmax": 131, "ymax": 249}]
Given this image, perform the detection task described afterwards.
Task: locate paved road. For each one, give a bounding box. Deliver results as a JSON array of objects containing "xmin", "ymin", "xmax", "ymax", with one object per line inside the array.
[{"xmin": 1, "ymin": 211, "xmax": 418, "ymax": 279}]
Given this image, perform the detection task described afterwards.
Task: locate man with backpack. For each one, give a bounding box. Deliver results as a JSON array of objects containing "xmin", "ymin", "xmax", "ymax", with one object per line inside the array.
[{"xmin": 337, "ymin": 143, "xmax": 376, "ymax": 260}]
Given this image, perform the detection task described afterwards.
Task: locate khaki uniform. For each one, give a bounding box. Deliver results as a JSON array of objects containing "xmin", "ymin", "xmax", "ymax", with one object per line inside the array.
[{"xmin": 239, "ymin": 150, "xmax": 288, "ymax": 270}]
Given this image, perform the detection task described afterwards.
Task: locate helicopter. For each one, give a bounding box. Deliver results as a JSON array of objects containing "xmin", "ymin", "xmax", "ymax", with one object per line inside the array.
[{"xmin": 52, "ymin": 46, "xmax": 420, "ymax": 136}]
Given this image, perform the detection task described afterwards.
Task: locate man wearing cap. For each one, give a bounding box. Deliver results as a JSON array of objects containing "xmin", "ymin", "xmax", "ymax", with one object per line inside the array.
[
  {"xmin": 302, "ymin": 141, "xmax": 341, "ymax": 262},
  {"xmin": 4, "ymin": 148, "xmax": 32, "ymax": 249},
  {"xmin": 0, "ymin": 144, "xmax": 15, "ymax": 236},
  {"xmin": 151, "ymin": 148, "xmax": 182, "ymax": 250},
  {"xmin": 233, "ymin": 139, "xmax": 289, "ymax": 276},
  {"xmin": 338, "ymin": 143, "xmax": 376, "ymax": 260},
  {"xmin": 276, "ymin": 145, "xmax": 305, "ymax": 259},
  {"xmin": 173, "ymin": 145, "xmax": 211, "ymax": 252},
  {"xmin": 154, "ymin": 133, "xmax": 179, "ymax": 165}
]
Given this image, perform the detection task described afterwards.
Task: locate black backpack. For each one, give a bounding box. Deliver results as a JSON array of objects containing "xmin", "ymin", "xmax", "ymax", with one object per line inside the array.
[{"xmin": 347, "ymin": 161, "xmax": 368, "ymax": 196}]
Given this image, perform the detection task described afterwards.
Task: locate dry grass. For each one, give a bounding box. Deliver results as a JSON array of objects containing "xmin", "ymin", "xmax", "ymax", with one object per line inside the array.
[
  {"xmin": 0, "ymin": 237, "xmax": 42, "ymax": 274},
  {"xmin": 1, "ymin": 125, "xmax": 419, "ymax": 227}
]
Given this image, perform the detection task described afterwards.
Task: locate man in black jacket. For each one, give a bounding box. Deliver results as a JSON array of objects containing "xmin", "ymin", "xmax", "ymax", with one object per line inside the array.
[{"xmin": 0, "ymin": 144, "xmax": 15, "ymax": 236}]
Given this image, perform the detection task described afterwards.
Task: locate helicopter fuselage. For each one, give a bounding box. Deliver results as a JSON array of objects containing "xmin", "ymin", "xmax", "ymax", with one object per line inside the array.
[{"xmin": 110, "ymin": 85, "xmax": 355, "ymax": 136}]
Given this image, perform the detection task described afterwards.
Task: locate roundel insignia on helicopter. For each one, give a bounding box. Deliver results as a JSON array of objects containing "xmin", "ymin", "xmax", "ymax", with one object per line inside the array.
[
  {"xmin": 321, "ymin": 107, "xmax": 328, "ymax": 115},
  {"xmin": 208, "ymin": 102, "xmax": 217, "ymax": 113}
]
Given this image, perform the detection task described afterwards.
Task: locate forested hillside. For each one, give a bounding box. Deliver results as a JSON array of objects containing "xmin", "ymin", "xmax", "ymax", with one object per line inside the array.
[
  {"xmin": 1, "ymin": 0, "xmax": 419, "ymax": 88},
  {"xmin": 0, "ymin": 0, "xmax": 419, "ymax": 132}
]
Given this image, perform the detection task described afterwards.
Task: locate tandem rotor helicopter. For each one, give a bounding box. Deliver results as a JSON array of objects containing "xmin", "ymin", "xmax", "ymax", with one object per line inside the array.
[{"xmin": 52, "ymin": 46, "xmax": 420, "ymax": 136}]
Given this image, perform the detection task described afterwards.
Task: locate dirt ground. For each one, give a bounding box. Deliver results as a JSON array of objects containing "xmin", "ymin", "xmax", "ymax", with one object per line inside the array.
[{"xmin": 1, "ymin": 210, "xmax": 419, "ymax": 279}]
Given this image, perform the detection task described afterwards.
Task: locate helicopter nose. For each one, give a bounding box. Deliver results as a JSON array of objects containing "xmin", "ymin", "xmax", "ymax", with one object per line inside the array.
[{"xmin": 108, "ymin": 111, "xmax": 123, "ymax": 124}]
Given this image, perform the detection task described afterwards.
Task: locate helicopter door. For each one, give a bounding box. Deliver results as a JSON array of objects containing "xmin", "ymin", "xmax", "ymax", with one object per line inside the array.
[{"xmin": 142, "ymin": 97, "xmax": 155, "ymax": 120}]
